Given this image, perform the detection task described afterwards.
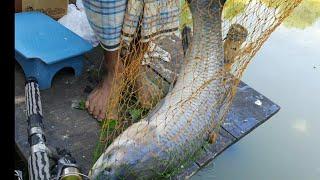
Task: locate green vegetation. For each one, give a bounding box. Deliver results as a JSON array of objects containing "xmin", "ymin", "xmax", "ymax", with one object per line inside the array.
[
  {"xmin": 222, "ymin": 0, "xmax": 320, "ymax": 29},
  {"xmin": 93, "ymin": 119, "xmax": 118, "ymax": 162},
  {"xmin": 180, "ymin": 0, "xmax": 320, "ymax": 29},
  {"xmin": 180, "ymin": 0, "xmax": 192, "ymax": 29},
  {"xmin": 259, "ymin": 0, "xmax": 293, "ymax": 9},
  {"xmin": 223, "ymin": 0, "xmax": 250, "ymax": 20},
  {"xmin": 93, "ymin": 93, "xmax": 151, "ymax": 161},
  {"xmin": 128, "ymin": 108, "xmax": 144, "ymax": 122},
  {"xmin": 283, "ymin": 0, "xmax": 320, "ymax": 29},
  {"xmin": 77, "ymin": 100, "xmax": 86, "ymax": 110}
]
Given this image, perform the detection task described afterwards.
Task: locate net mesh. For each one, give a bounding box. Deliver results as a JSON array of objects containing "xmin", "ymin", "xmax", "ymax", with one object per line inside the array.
[{"xmin": 91, "ymin": 0, "xmax": 302, "ymax": 178}]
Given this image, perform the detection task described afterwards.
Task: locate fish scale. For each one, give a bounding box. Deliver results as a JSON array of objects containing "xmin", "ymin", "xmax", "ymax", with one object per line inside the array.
[{"xmin": 90, "ymin": 0, "xmax": 229, "ymax": 179}]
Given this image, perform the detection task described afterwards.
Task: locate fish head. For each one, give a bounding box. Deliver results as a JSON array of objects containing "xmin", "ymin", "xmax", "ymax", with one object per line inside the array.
[
  {"xmin": 89, "ymin": 143, "xmax": 141, "ymax": 179},
  {"xmin": 90, "ymin": 123, "xmax": 159, "ymax": 179}
]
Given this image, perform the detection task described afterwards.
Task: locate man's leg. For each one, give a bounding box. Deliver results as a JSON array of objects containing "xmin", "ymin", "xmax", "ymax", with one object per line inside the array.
[
  {"xmin": 85, "ymin": 50, "xmax": 123, "ymax": 120},
  {"xmin": 82, "ymin": 0, "xmax": 127, "ymax": 120}
]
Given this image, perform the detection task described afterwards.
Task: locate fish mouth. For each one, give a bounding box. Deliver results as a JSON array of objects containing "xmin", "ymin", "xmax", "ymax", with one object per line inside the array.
[
  {"xmin": 90, "ymin": 166, "xmax": 118, "ymax": 180},
  {"xmin": 89, "ymin": 156, "xmax": 114, "ymax": 180},
  {"xmin": 90, "ymin": 156, "xmax": 127, "ymax": 180}
]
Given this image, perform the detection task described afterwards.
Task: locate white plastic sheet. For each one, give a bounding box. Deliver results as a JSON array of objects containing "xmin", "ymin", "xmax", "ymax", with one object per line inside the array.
[
  {"xmin": 58, "ymin": 1, "xmax": 99, "ymax": 47},
  {"xmin": 76, "ymin": 0, "xmax": 85, "ymax": 11}
]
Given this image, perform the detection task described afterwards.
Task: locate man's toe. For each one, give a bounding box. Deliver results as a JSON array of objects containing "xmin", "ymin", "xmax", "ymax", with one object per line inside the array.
[
  {"xmin": 86, "ymin": 90, "xmax": 98, "ymax": 110},
  {"xmin": 85, "ymin": 100, "xmax": 90, "ymax": 109},
  {"xmin": 92, "ymin": 104, "xmax": 101, "ymax": 119},
  {"xmin": 98, "ymin": 104, "xmax": 107, "ymax": 120},
  {"xmin": 88, "ymin": 100, "xmax": 95, "ymax": 114},
  {"xmin": 98, "ymin": 112, "xmax": 105, "ymax": 121}
]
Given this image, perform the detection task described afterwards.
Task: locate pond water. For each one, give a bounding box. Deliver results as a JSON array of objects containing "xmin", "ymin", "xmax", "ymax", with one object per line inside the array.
[{"xmin": 192, "ymin": 17, "xmax": 320, "ymax": 180}]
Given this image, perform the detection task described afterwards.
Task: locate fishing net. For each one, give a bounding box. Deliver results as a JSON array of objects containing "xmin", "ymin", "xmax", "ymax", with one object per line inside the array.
[{"xmin": 91, "ymin": 0, "xmax": 302, "ymax": 178}]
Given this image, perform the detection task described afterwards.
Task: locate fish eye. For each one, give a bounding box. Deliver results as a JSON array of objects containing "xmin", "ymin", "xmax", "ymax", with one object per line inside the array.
[
  {"xmin": 102, "ymin": 151, "xmax": 114, "ymax": 163},
  {"xmin": 104, "ymin": 167, "xmax": 112, "ymax": 173},
  {"xmin": 105, "ymin": 148, "xmax": 116, "ymax": 159},
  {"xmin": 107, "ymin": 153, "xmax": 112, "ymax": 159}
]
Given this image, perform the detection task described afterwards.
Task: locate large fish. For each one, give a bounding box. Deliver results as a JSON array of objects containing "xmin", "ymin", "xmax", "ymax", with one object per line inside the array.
[{"xmin": 90, "ymin": 0, "xmax": 231, "ymax": 179}]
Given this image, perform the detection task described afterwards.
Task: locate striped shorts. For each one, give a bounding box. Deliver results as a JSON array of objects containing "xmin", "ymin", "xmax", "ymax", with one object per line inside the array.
[{"xmin": 83, "ymin": 0, "xmax": 180, "ymax": 51}]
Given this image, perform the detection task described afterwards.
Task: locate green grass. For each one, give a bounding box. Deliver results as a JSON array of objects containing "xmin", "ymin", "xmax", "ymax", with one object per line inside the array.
[
  {"xmin": 93, "ymin": 119, "xmax": 119, "ymax": 162},
  {"xmin": 78, "ymin": 100, "xmax": 86, "ymax": 110},
  {"xmin": 128, "ymin": 108, "xmax": 144, "ymax": 122}
]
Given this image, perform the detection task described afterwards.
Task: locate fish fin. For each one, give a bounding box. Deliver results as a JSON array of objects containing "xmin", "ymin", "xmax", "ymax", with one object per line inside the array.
[{"xmin": 145, "ymin": 97, "xmax": 166, "ymax": 123}]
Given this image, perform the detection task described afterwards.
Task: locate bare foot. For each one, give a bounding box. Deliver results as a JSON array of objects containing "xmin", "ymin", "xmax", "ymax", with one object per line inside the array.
[
  {"xmin": 86, "ymin": 50, "xmax": 122, "ymax": 121},
  {"xmin": 86, "ymin": 73, "xmax": 113, "ymax": 120}
]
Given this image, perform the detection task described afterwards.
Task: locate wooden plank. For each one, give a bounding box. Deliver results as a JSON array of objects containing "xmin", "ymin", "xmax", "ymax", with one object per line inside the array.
[
  {"xmin": 221, "ymin": 81, "xmax": 280, "ymax": 139},
  {"xmin": 195, "ymin": 149, "xmax": 215, "ymax": 167},
  {"xmin": 173, "ymin": 162, "xmax": 200, "ymax": 180},
  {"xmin": 204, "ymin": 128, "xmax": 236, "ymax": 157}
]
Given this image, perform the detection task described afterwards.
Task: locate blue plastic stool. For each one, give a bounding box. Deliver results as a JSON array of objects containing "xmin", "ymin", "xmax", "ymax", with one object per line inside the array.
[{"xmin": 15, "ymin": 12, "xmax": 93, "ymax": 90}]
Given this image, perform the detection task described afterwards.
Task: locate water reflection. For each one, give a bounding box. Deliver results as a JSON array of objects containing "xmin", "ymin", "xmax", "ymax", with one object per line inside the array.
[
  {"xmin": 192, "ymin": 16, "xmax": 320, "ymax": 180},
  {"xmin": 292, "ymin": 119, "xmax": 308, "ymax": 134},
  {"xmin": 284, "ymin": 0, "xmax": 320, "ymax": 29}
]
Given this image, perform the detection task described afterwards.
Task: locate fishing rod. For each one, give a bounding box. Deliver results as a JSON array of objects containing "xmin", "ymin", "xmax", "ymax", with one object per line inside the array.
[
  {"xmin": 25, "ymin": 77, "xmax": 50, "ymax": 180},
  {"xmin": 25, "ymin": 77, "xmax": 84, "ymax": 180}
]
